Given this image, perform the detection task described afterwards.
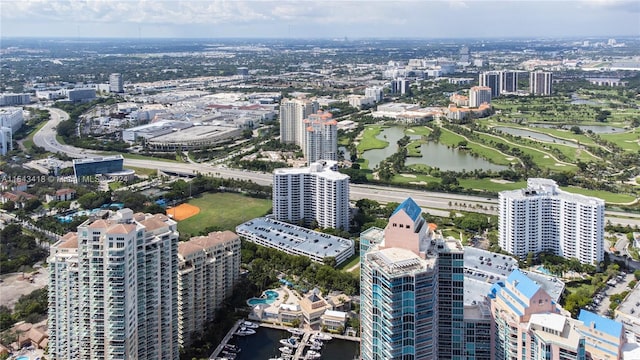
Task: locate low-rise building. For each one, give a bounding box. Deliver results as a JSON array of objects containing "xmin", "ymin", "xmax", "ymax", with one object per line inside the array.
[
  {"xmin": 236, "ymin": 217, "xmax": 354, "ymax": 266},
  {"xmin": 45, "ymin": 188, "xmax": 76, "ymax": 203}
]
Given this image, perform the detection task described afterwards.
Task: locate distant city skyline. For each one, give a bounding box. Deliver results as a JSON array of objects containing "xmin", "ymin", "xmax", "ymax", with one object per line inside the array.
[{"xmin": 1, "ymin": 0, "xmax": 639, "ymax": 39}]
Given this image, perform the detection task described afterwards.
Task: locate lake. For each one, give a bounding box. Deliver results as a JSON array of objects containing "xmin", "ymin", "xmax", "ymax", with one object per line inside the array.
[
  {"xmin": 360, "ymin": 126, "xmax": 507, "ymax": 172},
  {"xmin": 494, "ymin": 126, "xmax": 579, "ymax": 148},
  {"xmin": 530, "ymin": 123, "xmax": 625, "ymax": 134}
]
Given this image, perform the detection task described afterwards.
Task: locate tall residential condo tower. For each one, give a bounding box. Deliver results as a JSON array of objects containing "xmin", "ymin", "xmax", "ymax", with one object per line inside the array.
[
  {"xmin": 360, "ymin": 198, "xmax": 464, "ymax": 359},
  {"xmin": 178, "ymin": 231, "xmax": 241, "ymax": 346},
  {"xmin": 272, "ymin": 160, "xmax": 350, "ymax": 231},
  {"xmin": 303, "ymin": 110, "xmax": 337, "ymax": 164},
  {"xmin": 279, "ymin": 98, "xmax": 319, "ymax": 148},
  {"xmin": 48, "ymin": 209, "xmax": 179, "ymax": 360},
  {"xmin": 529, "ymin": 70, "xmax": 553, "ymax": 96},
  {"xmin": 498, "ymin": 178, "xmax": 605, "ymax": 265}
]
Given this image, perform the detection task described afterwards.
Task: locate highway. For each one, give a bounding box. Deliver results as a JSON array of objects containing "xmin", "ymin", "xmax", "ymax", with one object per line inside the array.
[{"xmin": 34, "ymin": 107, "xmax": 640, "ymax": 227}]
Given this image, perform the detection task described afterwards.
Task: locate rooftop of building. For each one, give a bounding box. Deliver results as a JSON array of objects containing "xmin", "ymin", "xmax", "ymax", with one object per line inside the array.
[
  {"xmin": 507, "ymin": 269, "xmax": 541, "ymax": 299},
  {"xmin": 72, "ymin": 154, "xmax": 124, "ymax": 165},
  {"xmin": 500, "ymin": 178, "xmax": 605, "ymax": 206},
  {"xmin": 236, "ymin": 217, "xmax": 353, "ymax": 260},
  {"xmin": 179, "ymin": 231, "xmax": 239, "ymax": 257},
  {"xmin": 528, "ymin": 313, "xmax": 583, "ymax": 349},
  {"xmin": 615, "ymin": 283, "xmax": 640, "ymax": 320},
  {"xmin": 273, "ymin": 161, "xmax": 349, "ymax": 181},
  {"xmin": 366, "ymin": 247, "xmax": 435, "ymax": 275},
  {"xmin": 463, "ymin": 246, "xmax": 518, "ymax": 284},
  {"xmin": 579, "ymin": 309, "xmax": 623, "ymax": 338},
  {"xmin": 391, "ymin": 197, "xmax": 422, "ymax": 222},
  {"xmin": 148, "ymin": 124, "xmax": 239, "ymax": 143}
]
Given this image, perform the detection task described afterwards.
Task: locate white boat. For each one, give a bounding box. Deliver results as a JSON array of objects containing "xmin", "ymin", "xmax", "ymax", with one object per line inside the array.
[
  {"xmin": 279, "ymin": 346, "xmax": 293, "ymax": 354},
  {"xmin": 235, "ymin": 326, "xmax": 256, "ymax": 336},
  {"xmin": 288, "ymin": 328, "xmax": 305, "ymax": 336},
  {"xmin": 310, "ymin": 344, "xmax": 322, "ymax": 351},
  {"xmin": 279, "ymin": 337, "xmax": 298, "ymax": 348},
  {"xmin": 241, "ymin": 320, "xmax": 259, "ymax": 329},
  {"xmin": 312, "ymin": 332, "xmax": 332, "ymax": 341},
  {"xmin": 305, "ymin": 350, "xmax": 322, "ymax": 359}
]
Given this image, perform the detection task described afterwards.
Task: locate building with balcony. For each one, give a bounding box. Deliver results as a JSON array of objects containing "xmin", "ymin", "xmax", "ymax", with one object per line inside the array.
[
  {"xmin": 303, "ymin": 110, "xmax": 337, "ymax": 164},
  {"xmin": 178, "ymin": 231, "xmax": 241, "ymax": 346},
  {"xmin": 48, "ymin": 209, "xmax": 179, "ymax": 360},
  {"xmin": 469, "ymin": 86, "xmax": 492, "ymax": 107},
  {"xmin": 360, "ymin": 198, "xmax": 465, "ymax": 360},
  {"xmin": 530, "ymin": 71, "xmax": 553, "ymax": 96},
  {"xmin": 498, "ymin": 178, "xmax": 605, "ymax": 265},
  {"xmin": 279, "ymin": 98, "xmax": 319, "ymax": 148},
  {"xmin": 272, "ymin": 160, "xmax": 350, "ymax": 231}
]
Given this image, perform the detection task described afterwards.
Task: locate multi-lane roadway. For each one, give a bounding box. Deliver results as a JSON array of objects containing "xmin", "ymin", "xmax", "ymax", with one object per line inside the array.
[{"xmin": 34, "ymin": 107, "xmax": 640, "ymax": 227}]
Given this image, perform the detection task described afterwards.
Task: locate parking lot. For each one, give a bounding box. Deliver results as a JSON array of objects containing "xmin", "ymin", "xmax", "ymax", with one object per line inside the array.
[{"xmin": 588, "ymin": 272, "xmax": 634, "ymax": 316}]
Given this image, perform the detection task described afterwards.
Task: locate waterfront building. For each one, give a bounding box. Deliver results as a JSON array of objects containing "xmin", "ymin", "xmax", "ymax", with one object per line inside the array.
[
  {"xmin": 303, "ymin": 110, "xmax": 338, "ymax": 164},
  {"xmin": 272, "ymin": 160, "xmax": 350, "ymax": 231},
  {"xmin": 530, "ymin": 70, "xmax": 553, "ymax": 96},
  {"xmin": 479, "ymin": 71, "xmax": 501, "ymax": 98},
  {"xmin": 236, "ymin": 217, "xmax": 354, "ymax": 266},
  {"xmin": 469, "ymin": 86, "xmax": 492, "ymax": 107},
  {"xmin": 109, "ymin": 73, "xmax": 124, "ymax": 93},
  {"xmin": 360, "ymin": 198, "xmax": 464, "ymax": 360},
  {"xmin": 48, "ymin": 209, "xmax": 179, "ymax": 360},
  {"xmin": 178, "ymin": 231, "xmax": 241, "ymax": 346},
  {"xmin": 279, "ymin": 98, "xmax": 319, "ymax": 148},
  {"xmin": 498, "ymin": 178, "xmax": 605, "ymax": 265},
  {"xmin": 0, "ymin": 93, "xmax": 30, "ymax": 106}
]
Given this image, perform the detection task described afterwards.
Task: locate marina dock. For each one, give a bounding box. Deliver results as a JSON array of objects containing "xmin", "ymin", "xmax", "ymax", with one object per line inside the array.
[{"xmin": 209, "ymin": 319, "xmax": 242, "ymax": 359}]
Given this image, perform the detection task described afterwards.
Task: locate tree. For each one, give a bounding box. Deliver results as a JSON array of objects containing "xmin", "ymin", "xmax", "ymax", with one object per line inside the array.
[
  {"xmin": 323, "ymin": 257, "xmax": 337, "ymax": 268},
  {"xmin": 1, "ymin": 200, "xmax": 15, "ymax": 211}
]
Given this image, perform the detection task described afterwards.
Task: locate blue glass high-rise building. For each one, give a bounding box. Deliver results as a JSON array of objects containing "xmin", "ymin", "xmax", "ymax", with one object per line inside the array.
[{"xmin": 360, "ymin": 198, "xmax": 464, "ymax": 360}]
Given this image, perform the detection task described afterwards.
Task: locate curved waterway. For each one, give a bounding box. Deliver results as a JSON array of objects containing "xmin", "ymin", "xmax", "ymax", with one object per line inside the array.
[{"xmin": 360, "ymin": 126, "xmax": 506, "ymax": 171}]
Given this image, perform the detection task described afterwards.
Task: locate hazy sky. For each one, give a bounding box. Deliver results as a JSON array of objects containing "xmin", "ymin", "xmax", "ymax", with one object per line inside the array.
[{"xmin": 1, "ymin": 0, "xmax": 639, "ymax": 39}]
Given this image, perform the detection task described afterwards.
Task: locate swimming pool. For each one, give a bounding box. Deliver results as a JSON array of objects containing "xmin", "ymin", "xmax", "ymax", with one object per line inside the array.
[
  {"xmin": 16, "ymin": 356, "xmax": 30, "ymax": 360},
  {"xmin": 536, "ymin": 266, "xmax": 552, "ymax": 275},
  {"xmin": 247, "ymin": 290, "xmax": 279, "ymax": 306}
]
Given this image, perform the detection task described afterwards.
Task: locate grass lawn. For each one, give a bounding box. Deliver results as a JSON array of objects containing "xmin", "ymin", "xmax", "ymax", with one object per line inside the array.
[
  {"xmin": 600, "ymin": 128, "xmax": 640, "ymax": 152},
  {"xmin": 407, "ymin": 140, "xmax": 423, "ymax": 157},
  {"xmin": 337, "ymin": 254, "xmax": 361, "ymax": 271},
  {"xmin": 458, "ymin": 178, "xmax": 527, "ymax": 192},
  {"xmin": 176, "ymin": 192, "xmax": 272, "ymax": 236},
  {"xmin": 126, "ymin": 166, "xmax": 158, "ymax": 177},
  {"xmin": 565, "ymin": 280, "xmax": 597, "ymax": 296},
  {"xmin": 109, "ymin": 182, "xmax": 124, "ymax": 191},
  {"xmin": 405, "ymin": 126, "xmax": 432, "ymax": 136},
  {"xmin": 121, "ymin": 153, "xmax": 180, "ymax": 162},
  {"xmin": 23, "ymin": 121, "xmax": 49, "ymax": 151},
  {"xmin": 560, "ymin": 186, "xmax": 637, "ymax": 204},
  {"xmin": 357, "ymin": 125, "xmax": 389, "ymax": 153}
]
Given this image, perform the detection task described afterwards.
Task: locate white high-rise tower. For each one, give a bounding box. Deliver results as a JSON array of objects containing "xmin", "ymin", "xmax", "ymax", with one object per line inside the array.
[{"xmin": 48, "ymin": 209, "xmax": 179, "ymax": 360}]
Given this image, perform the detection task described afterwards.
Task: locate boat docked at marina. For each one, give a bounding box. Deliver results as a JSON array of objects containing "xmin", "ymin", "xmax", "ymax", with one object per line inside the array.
[
  {"xmin": 235, "ymin": 326, "xmax": 256, "ymax": 336},
  {"xmin": 311, "ymin": 332, "xmax": 332, "ymax": 341},
  {"xmin": 305, "ymin": 350, "xmax": 322, "ymax": 359},
  {"xmin": 288, "ymin": 328, "xmax": 305, "ymax": 336},
  {"xmin": 279, "ymin": 346, "xmax": 293, "ymax": 354},
  {"xmin": 279, "ymin": 336, "xmax": 299, "ymax": 348},
  {"xmin": 241, "ymin": 320, "xmax": 259, "ymax": 329}
]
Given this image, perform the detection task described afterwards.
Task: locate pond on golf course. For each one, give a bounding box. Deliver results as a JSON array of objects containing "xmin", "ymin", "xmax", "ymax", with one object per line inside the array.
[{"xmin": 360, "ymin": 126, "xmax": 508, "ymax": 172}]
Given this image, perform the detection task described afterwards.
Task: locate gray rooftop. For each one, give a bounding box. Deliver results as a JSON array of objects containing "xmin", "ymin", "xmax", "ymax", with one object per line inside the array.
[{"xmin": 236, "ymin": 217, "xmax": 354, "ymax": 260}]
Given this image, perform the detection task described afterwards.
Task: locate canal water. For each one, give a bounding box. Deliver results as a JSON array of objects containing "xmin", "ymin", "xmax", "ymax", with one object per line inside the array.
[
  {"xmin": 530, "ymin": 123, "xmax": 625, "ymax": 134},
  {"xmin": 494, "ymin": 126, "xmax": 579, "ymax": 148},
  {"xmin": 360, "ymin": 126, "xmax": 506, "ymax": 171},
  {"xmin": 230, "ymin": 327, "xmax": 360, "ymax": 360}
]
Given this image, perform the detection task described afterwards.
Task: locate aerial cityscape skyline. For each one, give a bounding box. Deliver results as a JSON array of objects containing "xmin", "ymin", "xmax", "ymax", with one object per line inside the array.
[{"xmin": 1, "ymin": 0, "xmax": 639, "ymax": 39}]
